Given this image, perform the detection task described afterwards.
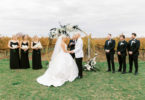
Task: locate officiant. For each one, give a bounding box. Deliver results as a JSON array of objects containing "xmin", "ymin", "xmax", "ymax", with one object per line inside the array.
[{"xmin": 68, "ymin": 35, "xmax": 76, "ymax": 59}]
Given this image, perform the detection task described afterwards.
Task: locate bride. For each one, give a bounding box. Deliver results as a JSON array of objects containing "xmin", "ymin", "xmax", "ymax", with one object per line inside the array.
[{"xmin": 36, "ymin": 35, "xmax": 78, "ymax": 87}]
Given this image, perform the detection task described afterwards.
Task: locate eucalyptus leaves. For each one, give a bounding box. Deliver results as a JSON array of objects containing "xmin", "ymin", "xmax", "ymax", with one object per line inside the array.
[{"xmin": 49, "ymin": 24, "xmax": 82, "ymax": 38}]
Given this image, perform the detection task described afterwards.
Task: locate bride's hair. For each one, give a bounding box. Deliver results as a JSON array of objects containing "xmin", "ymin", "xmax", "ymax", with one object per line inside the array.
[{"xmin": 61, "ymin": 34, "xmax": 67, "ymax": 38}]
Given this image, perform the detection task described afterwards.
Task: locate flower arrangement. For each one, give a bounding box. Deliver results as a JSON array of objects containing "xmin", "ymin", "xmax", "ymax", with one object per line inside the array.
[
  {"xmin": 34, "ymin": 42, "xmax": 42, "ymax": 49},
  {"xmin": 83, "ymin": 53, "xmax": 100, "ymax": 72},
  {"xmin": 49, "ymin": 24, "xmax": 83, "ymax": 38},
  {"xmin": 12, "ymin": 45, "xmax": 18, "ymax": 49},
  {"xmin": 120, "ymin": 42, "xmax": 124, "ymax": 45},
  {"xmin": 21, "ymin": 45, "xmax": 28, "ymax": 50}
]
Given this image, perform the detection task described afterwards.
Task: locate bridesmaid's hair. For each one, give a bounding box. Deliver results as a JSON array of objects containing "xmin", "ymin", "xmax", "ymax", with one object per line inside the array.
[
  {"xmin": 33, "ymin": 35, "xmax": 39, "ymax": 42},
  {"xmin": 12, "ymin": 34, "xmax": 17, "ymax": 40},
  {"xmin": 22, "ymin": 35, "xmax": 25, "ymax": 40}
]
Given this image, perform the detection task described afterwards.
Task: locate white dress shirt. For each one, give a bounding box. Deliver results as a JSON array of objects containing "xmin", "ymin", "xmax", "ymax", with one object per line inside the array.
[{"xmin": 73, "ymin": 37, "xmax": 84, "ymax": 58}]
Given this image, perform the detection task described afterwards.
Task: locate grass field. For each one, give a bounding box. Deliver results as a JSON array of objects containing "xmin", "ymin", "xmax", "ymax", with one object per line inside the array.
[{"xmin": 0, "ymin": 59, "xmax": 145, "ymax": 100}]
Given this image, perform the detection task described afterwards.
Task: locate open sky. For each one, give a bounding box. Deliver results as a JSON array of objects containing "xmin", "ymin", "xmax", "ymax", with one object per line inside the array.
[{"xmin": 0, "ymin": 0, "xmax": 145, "ymax": 37}]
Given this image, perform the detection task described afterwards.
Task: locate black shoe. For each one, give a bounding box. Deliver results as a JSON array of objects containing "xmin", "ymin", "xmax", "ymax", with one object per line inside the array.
[
  {"xmin": 106, "ymin": 70, "xmax": 111, "ymax": 72},
  {"xmin": 77, "ymin": 76, "xmax": 83, "ymax": 79},
  {"xmin": 118, "ymin": 70, "xmax": 121, "ymax": 72},
  {"xmin": 122, "ymin": 72, "xmax": 126, "ymax": 74},
  {"xmin": 128, "ymin": 71, "xmax": 132, "ymax": 73},
  {"xmin": 80, "ymin": 76, "xmax": 83, "ymax": 78},
  {"xmin": 135, "ymin": 72, "xmax": 138, "ymax": 75},
  {"xmin": 112, "ymin": 71, "xmax": 115, "ymax": 73}
]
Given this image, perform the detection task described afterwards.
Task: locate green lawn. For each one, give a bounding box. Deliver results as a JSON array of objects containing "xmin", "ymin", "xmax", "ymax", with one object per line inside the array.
[{"xmin": 0, "ymin": 59, "xmax": 145, "ymax": 100}]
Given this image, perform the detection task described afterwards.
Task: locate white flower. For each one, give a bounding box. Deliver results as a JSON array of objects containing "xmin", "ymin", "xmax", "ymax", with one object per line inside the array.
[
  {"xmin": 131, "ymin": 41, "xmax": 136, "ymax": 46},
  {"xmin": 34, "ymin": 42, "xmax": 42, "ymax": 49},
  {"xmin": 131, "ymin": 41, "xmax": 136, "ymax": 44},
  {"xmin": 120, "ymin": 42, "xmax": 124, "ymax": 45},
  {"xmin": 22, "ymin": 45, "xmax": 28, "ymax": 49},
  {"xmin": 86, "ymin": 65, "xmax": 91, "ymax": 70},
  {"xmin": 12, "ymin": 45, "xmax": 18, "ymax": 49},
  {"xmin": 91, "ymin": 61, "xmax": 96, "ymax": 66}
]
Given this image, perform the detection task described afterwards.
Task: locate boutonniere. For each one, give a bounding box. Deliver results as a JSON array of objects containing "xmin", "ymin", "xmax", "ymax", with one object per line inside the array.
[
  {"xmin": 131, "ymin": 41, "xmax": 136, "ymax": 44},
  {"xmin": 120, "ymin": 42, "xmax": 124, "ymax": 45},
  {"xmin": 108, "ymin": 40, "xmax": 111, "ymax": 44}
]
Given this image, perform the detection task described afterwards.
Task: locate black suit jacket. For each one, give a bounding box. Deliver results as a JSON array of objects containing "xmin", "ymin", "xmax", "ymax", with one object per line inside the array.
[
  {"xmin": 117, "ymin": 40, "xmax": 128, "ymax": 56},
  {"xmin": 128, "ymin": 39, "xmax": 140, "ymax": 56},
  {"xmin": 68, "ymin": 40, "xmax": 75, "ymax": 50},
  {"xmin": 104, "ymin": 39, "xmax": 116, "ymax": 54}
]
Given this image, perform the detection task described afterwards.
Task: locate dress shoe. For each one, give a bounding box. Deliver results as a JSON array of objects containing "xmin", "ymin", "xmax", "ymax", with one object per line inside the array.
[
  {"xmin": 106, "ymin": 70, "xmax": 111, "ymax": 72},
  {"xmin": 135, "ymin": 72, "xmax": 138, "ymax": 75},
  {"xmin": 122, "ymin": 72, "xmax": 126, "ymax": 74},
  {"xmin": 118, "ymin": 70, "xmax": 121, "ymax": 72},
  {"xmin": 112, "ymin": 71, "xmax": 115, "ymax": 73},
  {"xmin": 128, "ymin": 71, "xmax": 132, "ymax": 73}
]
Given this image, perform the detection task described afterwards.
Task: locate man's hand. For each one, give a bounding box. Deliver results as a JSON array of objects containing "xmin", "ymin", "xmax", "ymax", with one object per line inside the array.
[
  {"xmin": 118, "ymin": 52, "xmax": 121, "ymax": 55},
  {"xmin": 69, "ymin": 51, "xmax": 74, "ymax": 54},
  {"xmin": 129, "ymin": 51, "xmax": 133, "ymax": 55},
  {"xmin": 24, "ymin": 49, "xmax": 28, "ymax": 51},
  {"xmin": 70, "ymin": 43, "xmax": 73, "ymax": 45},
  {"xmin": 105, "ymin": 50, "xmax": 110, "ymax": 53}
]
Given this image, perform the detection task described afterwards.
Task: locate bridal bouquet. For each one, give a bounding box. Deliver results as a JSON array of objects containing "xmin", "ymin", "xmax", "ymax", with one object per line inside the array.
[
  {"xmin": 34, "ymin": 42, "xmax": 42, "ymax": 49},
  {"xmin": 21, "ymin": 45, "xmax": 28, "ymax": 50},
  {"xmin": 83, "ymin": 53, "xmax": 100, "ymax": 72},
  {"xmin": 12, "ymin": 45, "xmax": 18, "ymax": 49}
]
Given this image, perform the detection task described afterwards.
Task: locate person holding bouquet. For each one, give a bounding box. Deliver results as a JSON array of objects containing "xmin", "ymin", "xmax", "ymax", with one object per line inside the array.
[
  {"xmin": 20, "ymin": 35, "xmax": 30, "ymax": 69},
  {"xmin": 8, "ymin": 34, "xmax": 20, "ymax": 69},
  {"xmin": 31, "ymin": 35, "xmax": 43, "ymax": 69}
]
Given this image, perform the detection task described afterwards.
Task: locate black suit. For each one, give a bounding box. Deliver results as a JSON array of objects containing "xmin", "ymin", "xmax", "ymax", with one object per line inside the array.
[
  {"xmin": 104, "ymin": 39, "xmax": 116, "ymax": 72},
  {"xmin": 68, "ymin": 40, "xmax": 75, "ymax": 58},
  {"xmin": 117, "ymin": 40, "xmax": 128, "ymax": 73},
  {"xmin": 128, "ymin": 39, "xmax": 140, "ymax": 73}
]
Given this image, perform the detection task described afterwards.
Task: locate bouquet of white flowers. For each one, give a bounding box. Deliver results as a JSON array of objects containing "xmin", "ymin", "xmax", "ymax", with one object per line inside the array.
[
  {"xmin": 34, "ymin": 42, "xmax": 42, "ymax": 49},
  {"xmin": 83, "ymin": 53, "xmax": 100, "ymax": 72},
  {"xmin": 12, "ymin": 45, "xmax": 18, "ymax": 49},
  {"xmin": 21, "ymin": 45, "xmax": 28, "ymax": 50}
]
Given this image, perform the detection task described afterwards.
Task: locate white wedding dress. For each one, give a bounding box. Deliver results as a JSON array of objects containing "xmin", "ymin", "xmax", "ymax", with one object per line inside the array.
[{"xmin": 36, "ymin": 36, "xmax": 78, "ymax": 87}]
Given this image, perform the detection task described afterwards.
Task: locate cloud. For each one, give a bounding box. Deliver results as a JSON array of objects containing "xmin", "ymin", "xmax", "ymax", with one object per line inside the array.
[{"xmin": 0, "ymin": 0, "xmax": 145, "ymax": 37}]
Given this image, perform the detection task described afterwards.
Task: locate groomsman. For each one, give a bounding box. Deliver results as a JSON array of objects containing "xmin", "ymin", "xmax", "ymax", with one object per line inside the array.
[
  {"xmin": 68, "ymin": 35, "xmax": 76, "ymax": 59},
  {"xmin": 104, "ymin": 34, "xmax": 116, "ymax": 73},
  {"xmin": 117, "ymin": 35, "xmax": 128, "ymax": 74},
  {"xmin": 128, "ymin": 33, "xmax": 140, "ymax": 75}
]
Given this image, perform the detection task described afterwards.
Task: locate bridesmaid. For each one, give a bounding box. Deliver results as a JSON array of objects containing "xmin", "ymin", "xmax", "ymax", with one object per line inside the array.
[
  {"xmin": 8, "ymin": 35, "xmax": 20, "ymax": 69},
  {"xmin": 20, "ymin": 35, "xmax": 30, "ymax": 69},
  {"xmin": 31, "ymin": 35, "xmax": 43, "ymax": 70}
]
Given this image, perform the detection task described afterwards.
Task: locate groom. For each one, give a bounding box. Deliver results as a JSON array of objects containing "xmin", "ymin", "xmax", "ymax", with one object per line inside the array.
[{"xmin": 70, "ymin": 33, "xmax": 84, "ymax": 79}]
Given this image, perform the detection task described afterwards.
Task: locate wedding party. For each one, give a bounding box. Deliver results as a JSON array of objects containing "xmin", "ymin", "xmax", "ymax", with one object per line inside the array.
[{"xmin": 0, "ymin": 0, "xmax": 145, "ymax": 100}]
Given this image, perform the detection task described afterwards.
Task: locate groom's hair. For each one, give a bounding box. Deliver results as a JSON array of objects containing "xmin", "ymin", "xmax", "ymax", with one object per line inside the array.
[
  {"xmin": 120, "ymin": 34, "xmax": 125, "ymax": 39},
  {"xmin": 108, "ymin": 33, "xmax": 112, "ymax": 36},
  {"xmin": 132, "ymin": 33, "xmax": 137, "ymax": 37}
]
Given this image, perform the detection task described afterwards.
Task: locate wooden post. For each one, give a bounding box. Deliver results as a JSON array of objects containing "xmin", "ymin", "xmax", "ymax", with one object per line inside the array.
[
  {"xmin": 81, "ymin": 31, "xmax": 91, "ymax": 59},
  {"xmin": 88, "ymin": 34, "xmax": 91, "ymax": 59}
]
